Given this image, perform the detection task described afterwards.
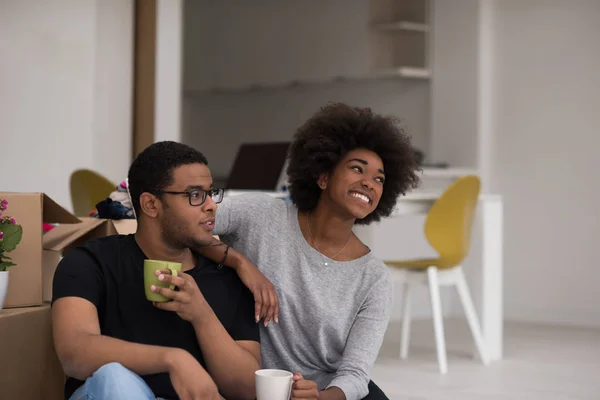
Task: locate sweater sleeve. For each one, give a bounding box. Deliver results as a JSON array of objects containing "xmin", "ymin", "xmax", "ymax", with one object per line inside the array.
[
  {"xmin": 213, "ymin": 193, "xmax": 280, "ymax": 239},
  {"xmin": 326, "ymin": 270, "xmax": 393, "ymax": 400}
]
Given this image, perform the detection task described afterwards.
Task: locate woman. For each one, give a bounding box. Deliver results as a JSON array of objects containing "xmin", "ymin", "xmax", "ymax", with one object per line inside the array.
[{"xmin": 201, "ymin": 103, "xmax": 420, "ymax": 400}]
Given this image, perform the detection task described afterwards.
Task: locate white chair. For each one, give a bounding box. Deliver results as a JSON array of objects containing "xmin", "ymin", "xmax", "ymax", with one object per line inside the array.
[{"xmin": 385, "ymin": 175, "xmax": 490, "ymax": 374}]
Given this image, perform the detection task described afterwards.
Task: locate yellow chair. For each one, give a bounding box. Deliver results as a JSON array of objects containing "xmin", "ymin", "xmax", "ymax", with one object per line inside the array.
[
  {"xmin": 385, "ymin": 175, "xmax": 490, "ymax": 374},
  {"xmin": 69, "ymin": 169, "xmax": 116, "ymax": 217}
]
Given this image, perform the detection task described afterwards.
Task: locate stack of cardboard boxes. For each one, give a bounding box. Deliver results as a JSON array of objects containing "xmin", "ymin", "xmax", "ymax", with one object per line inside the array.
[{"xmin": 0, "ymin": 192, "xmax": 136, "ymax": 399}]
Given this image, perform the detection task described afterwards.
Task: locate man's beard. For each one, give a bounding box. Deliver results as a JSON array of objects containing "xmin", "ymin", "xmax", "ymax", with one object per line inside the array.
[{"xmin": 159, "ymin": 212, "xmax": 211, "ymax": 250}]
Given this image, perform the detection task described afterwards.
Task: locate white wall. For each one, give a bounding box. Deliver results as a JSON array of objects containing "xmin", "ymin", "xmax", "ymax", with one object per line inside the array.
[
  {"xmin": 0, "ymin": 0, "xmax": 133, "ymax": 210},
  {"xmin": 429, "ymin": 0, "xmax": 481, "ymax": 170},
  {"xmin": 490, "ymin": 0, "xmax": 600, "ymax": 326},
  {"xmin": 181, "ymin": 0, "xmax": 431, "ymax": 180},
  {"xmin": 183, "ymin": 82, "xmax": 430, "ymax": 180},
  {"xmin": 155, "ymin": 0, "xmax": 183, "ymax": 143},
  {"xmin": 93, "ymin": 0, "xmax": 134, "ymax": 186}
]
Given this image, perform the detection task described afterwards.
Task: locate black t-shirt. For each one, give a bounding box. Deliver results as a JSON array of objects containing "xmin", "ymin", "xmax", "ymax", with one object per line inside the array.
[{"xmin": 52, "ymin": 234, "xmax": 259, "ymax": 400}]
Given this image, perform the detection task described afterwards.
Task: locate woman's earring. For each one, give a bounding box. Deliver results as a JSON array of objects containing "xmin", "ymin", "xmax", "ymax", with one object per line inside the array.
[{"xmin": 318, "ymin": 176, "xmax": 327, "ymax": 190}]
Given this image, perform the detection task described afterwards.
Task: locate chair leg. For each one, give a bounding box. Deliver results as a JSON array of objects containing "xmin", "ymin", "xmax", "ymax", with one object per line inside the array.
[
  {"xmin": 455, "ymin": 267, "xmax": 490, "ymax": 365},
  {"xmin": 426, "ymin": 266, "xmax": 448, "ymax": 374},
  {"xmin": 400, "ymin": 282, "xmax": 412, "ymax": 360}
]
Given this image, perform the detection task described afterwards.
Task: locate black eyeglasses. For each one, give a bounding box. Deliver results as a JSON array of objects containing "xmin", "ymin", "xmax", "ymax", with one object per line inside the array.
[{"xmin": 158, "ymin": 188, "xmax": 224, "ymax": 206}]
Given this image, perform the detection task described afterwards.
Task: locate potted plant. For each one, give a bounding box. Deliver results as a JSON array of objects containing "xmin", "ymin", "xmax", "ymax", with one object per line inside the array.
[{"xmin": 0, "ymin": 198, "xmax": 23, "ymax": 310}]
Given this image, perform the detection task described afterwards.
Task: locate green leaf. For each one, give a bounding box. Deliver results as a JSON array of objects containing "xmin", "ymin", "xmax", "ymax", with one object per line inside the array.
[
  {"xmin": 0, "ymin": 261, "xmax": 16, "ymax": 271},
  {"xmin": 0, "ymin": 224, "xmax": 23, "ymax": 252}
]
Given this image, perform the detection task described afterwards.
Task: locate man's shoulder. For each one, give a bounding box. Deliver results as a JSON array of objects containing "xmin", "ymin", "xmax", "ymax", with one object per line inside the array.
[
  {"xmin": 195, "ymin": 254, "xmax": 245, "ymax": 286},
  {"xmin": 60, "ymin": 234, "xmax": 136, "ymax": 268},
  {"xmin": 52, "ymin": 235, "xmax": 139, "ymax": 306},
  {"xmin": 80, "ymin": 233, "xmax": 135, "ymax": 255},
  {"xmin": 82, "ymin": 233, "xmax": 134, "ymax": 249},
  {"xmin": 195, "ymin": 255, "xmax": 254, "ymax": 301}
]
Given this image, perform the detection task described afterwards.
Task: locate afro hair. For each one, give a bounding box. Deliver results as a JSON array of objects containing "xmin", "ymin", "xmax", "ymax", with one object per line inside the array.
[{"xmin": 286, "ymin": 102, "xmax": 420, "ymax": 225}]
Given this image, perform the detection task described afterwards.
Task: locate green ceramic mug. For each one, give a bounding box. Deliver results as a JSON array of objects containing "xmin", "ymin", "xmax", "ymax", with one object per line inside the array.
[{"xmin": 143, "ymin": 260, "xmax": 182, "ymax": 302}]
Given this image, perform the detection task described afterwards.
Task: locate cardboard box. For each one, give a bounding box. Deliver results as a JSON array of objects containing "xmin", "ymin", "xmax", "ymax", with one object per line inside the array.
[
  {"xmin": 0, "ymin": 305, "xmax": 65, "ymax": 400},
  {"xmin": 0, "ymin": 192, "xmax": 137, "ymax": 308}
]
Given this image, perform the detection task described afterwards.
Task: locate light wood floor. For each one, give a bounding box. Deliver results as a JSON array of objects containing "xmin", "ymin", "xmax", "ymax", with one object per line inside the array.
[{"xmin": 372, "ymin": 319, "xmax": 600, "ymax": 400}]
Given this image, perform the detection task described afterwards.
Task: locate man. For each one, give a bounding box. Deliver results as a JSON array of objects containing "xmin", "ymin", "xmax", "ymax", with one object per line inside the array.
[{"xmin": 52, "ymin": 141, "xmax": 260, "ymax": 400}]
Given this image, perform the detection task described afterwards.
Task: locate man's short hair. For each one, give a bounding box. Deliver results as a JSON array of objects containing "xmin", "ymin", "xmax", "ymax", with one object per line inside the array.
[{"xmin": 128, "ymin": 141, "xmax": 208, "ymax": 216}]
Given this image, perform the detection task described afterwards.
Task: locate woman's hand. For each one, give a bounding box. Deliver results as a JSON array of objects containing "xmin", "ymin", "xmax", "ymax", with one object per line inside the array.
[
  {"xmin": 291, "ymin": 372, "xmax": 319, "ymax": 400},
  {"xmin": 236, "ymin": 260, "xmax": 280, "ymax": 326}
]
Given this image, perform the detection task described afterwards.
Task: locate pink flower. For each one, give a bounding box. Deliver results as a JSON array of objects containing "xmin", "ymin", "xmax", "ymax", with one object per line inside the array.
[
  {"xmin": 0, "ymin": 231, "xmax": 4, "ymax": 241},
  {"xmin": 1, "ymin": 216, "xmax": 15, "ymax": 225},
  {"xmin": 0, "ymin": 199, "xmax": 7, "ymax": 211}
]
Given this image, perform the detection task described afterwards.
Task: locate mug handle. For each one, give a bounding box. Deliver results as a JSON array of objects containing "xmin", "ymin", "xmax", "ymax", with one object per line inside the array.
[{"xmin": 168, "ymin": 268, "xmax": 178, "ymax": 290}]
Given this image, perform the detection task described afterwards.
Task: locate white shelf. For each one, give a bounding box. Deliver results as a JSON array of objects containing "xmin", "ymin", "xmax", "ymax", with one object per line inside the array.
[
  {"xmin": 369, "ymin": 0, "xmax": 430, "ymax": 78},
  {"xmin": 183, "ymin": 68, "xmax": 430, "ymax": 97},
  {"xmin": 371, "ymin": 21, "xmax": 429, "ymax": 33},
  {"xmin": 419, "ymin": 168, "xmax": 478, "ymax": 179},
  {"xmin": 374, "ymin": 67, "xmax": 431, "ymax": 79}
]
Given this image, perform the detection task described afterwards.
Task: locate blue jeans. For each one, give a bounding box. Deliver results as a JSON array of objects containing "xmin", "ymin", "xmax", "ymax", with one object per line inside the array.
[{"xmin": 69, "ymin": 362, "xmax": 166, "ymax": 400}]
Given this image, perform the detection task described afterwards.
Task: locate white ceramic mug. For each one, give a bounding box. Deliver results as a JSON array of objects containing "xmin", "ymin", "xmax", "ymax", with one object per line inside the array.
[{"xmin": 255, "ymin": 369, "xmax": 293, "ymax": 400}]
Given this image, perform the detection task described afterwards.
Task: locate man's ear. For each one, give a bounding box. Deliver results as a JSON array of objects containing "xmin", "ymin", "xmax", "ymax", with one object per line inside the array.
[
  {"xmin": 139, "ymin": 192, "xmax": 160, "ymax": 218},
  {"xmin": 317, "ymin": 174, "xmax": 328, "ymax": 190}
]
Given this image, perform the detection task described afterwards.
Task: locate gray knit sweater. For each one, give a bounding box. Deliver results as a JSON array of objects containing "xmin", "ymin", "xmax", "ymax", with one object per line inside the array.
[{"xmin": 214, "ymin": 194, "xmax": 393, "ymax": 400}]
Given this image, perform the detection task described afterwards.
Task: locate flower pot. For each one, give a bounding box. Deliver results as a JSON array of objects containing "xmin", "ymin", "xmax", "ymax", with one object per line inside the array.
[{"xmin": 0, "ymin": 270, "xmax": 9, "ymax": 310}]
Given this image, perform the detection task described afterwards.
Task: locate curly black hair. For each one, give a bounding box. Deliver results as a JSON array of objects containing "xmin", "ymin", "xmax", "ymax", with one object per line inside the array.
[
  {"xmin": 286, "ymin": 102, "xmax": 420, "ymax": 225},
  {"xmin": 128, "ymin": 141, "xmax": 208, "ymax": 216}
]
